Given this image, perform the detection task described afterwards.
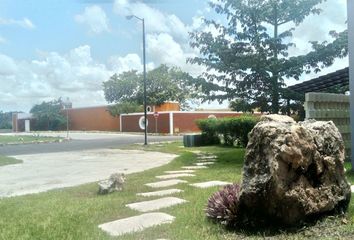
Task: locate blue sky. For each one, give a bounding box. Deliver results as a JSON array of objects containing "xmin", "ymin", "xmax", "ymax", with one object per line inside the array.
[
  {"xmin": 0, "ymin": 0, "xmax": 348, "ymax": 112},
  {"xmin": 0, "ymin": 0, "xmax": 206, "ymax": 61}
]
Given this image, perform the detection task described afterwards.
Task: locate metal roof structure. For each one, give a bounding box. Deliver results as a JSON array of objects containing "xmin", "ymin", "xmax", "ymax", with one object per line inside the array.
[{"xmin": 288, "ymin": 67, "xmax": 349, "ymax": 93}]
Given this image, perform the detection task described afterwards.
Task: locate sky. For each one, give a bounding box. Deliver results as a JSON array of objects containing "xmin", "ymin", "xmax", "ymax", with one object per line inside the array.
[{"xmin": 0, "ymin": 0, "xmax": 349, "ymax": 112}]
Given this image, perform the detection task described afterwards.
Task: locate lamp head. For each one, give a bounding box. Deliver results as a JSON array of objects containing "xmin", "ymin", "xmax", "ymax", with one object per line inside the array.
[{"xmin": 126, "ymin": 15, "xmax": 134, "ymax": 20}]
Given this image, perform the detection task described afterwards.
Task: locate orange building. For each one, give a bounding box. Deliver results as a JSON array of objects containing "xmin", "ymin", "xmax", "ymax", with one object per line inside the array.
[
  {"xmin": 65, "ymin": 106, "xmax": 120, "ymax": 131},
  {"xmin": 13, "ymin": 102, "xmax": 254, "ymax": 134},
  {"xmin": 120, "ymin": 111, "xmax": 244, "ymax": 134}
]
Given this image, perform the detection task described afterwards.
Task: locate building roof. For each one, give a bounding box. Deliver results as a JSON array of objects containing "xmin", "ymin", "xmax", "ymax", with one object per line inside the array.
[{"xmin": 288, "ymin": 67, "xmax": 349, "ymax": 94}]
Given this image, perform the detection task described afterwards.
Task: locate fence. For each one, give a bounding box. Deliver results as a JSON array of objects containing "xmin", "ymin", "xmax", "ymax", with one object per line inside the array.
[{"xmin": 304, "ymin": 92, "xmax": 351, "ymax": 159}]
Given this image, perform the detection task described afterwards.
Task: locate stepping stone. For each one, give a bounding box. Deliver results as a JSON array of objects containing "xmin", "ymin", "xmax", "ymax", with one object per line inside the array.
[
  {"xmin": 156, "ymin": 173, "xmax": 195, "ymax": 179},
  {"xmin": 197, "ymin": 159, "xmax": 217, "ymax": 162},
  {"xmin": 197, "ymin": 156, "xmax": 217, "ymax": 159},
  {"xmin": 189, "ymin": 150, "xmax": 202, "ymax": 154},
  {"xmin": 145, "ymin": 179, "xmax": 188, "ymax": 188},
  {"xmin": 351, "ymin": 185, "xmax": 354, "ymax": 192},
  {"xmin": 98, "ymin": 212, "xmax": 174, "ymax": 237},
  {"xmin": 126, "ymin": 197, "xmax": 187, "ymax": 212},
  {"xmin": 195, "ymin": 162, "xmax": 215, "ymax": 166},
  {"xmin": 190, "ymin": 181, "xmax": 231, "ymax": 188},
  {"xmin": 182, "ymin": 166, "xmax": 208, "ymax": 170},
  {"xmin": 164, "ymin": 170, "xmax": 195, "ymax": 174},
  {"xmin": 137, "ymin": 189, "xmax": 183, "ymax": 197}
]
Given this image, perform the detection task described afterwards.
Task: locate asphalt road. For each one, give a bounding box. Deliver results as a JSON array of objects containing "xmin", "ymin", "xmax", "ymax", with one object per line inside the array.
[{"xmin": 0, "ymin": 134, "xmax": 182, "ymax": 156}]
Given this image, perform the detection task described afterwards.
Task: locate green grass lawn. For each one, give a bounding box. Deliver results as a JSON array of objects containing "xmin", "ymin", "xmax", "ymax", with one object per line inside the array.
[
  {"xmin": 0, "ymin": 135, "xmax": 61, "ymax": 145},
  {"xmin": 0, "ymin": 155, "xmax": 22, "ymax": 166},
  {"xmin": 0, "ymin": 142, "xmax": 353, "ymax": 239}
]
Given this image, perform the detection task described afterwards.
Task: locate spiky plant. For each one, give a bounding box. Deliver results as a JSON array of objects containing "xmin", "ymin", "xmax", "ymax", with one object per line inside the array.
[{"xmin": 205, "ymin": 183, "xmax": 241, "ymax": 225}]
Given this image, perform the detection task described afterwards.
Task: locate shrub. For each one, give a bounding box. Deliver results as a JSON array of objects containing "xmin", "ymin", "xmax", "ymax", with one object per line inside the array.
[
  {"xmin": 196, "ymin": 115, "xmax": 259, "ymax": 147},
  {"xmin": 205, "ymin": 183, "xmax": 241, "ymax": 226},
  {"xmin": 196, "ymin": 118, "xmax": 220, "ymax": 145}
]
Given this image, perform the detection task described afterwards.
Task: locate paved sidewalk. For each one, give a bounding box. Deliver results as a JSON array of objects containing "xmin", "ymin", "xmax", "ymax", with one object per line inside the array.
[{"xmin": 0, "ymin": 149, "xmax": 176, "ymax": 198}]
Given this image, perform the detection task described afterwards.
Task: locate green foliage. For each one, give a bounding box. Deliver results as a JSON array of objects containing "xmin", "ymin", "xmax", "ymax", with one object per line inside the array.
[
  {"xmin": 103, "ymin": 64, "xmax": 197, "ymax": 111},
  {"xmin": 196, "ymin": 119, "xmax": 220, "ymax": 145},
  {"xmin": 196, "ymin": 116, "xmax": 259, "ymax": 147},
  {"xmin": 0, "ymin": 111, "xmax": 12, "ymax": 129},
  {"xmin": 229, "ymin": 100, "xmax": 254, "ymax": 113},
  {"xmin": 108, "ymin": 101, "xmax": 143, "ymax": 116},
  {"xmin": 206, "ymin": 183, "xmax": 241, "ymax": 226},
  {"xmin": 189, "ymin": 0, "xmax": 348, "ymax": 114},
  {"xmin": 30, "ymin": 99, "xmax": 66, "ymax": 131}
]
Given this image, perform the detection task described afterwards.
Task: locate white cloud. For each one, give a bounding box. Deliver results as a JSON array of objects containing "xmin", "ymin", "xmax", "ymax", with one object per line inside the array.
[
  {"xmin": 0, "ymin": 17, "xmax": 35, "ymax": 29},
  {"xmin": 108, "ymin": 53, "xmax": 156, "ymax": 75},
  {"xmin": 0, "ymin": 54, "xmax": 17, "ymax": 75},
  {"xmin": 108, "ymin": 53, "xmax": 142, "ymax": 72},
  {"xmin": 75, "ymin": 5, "xmax": 110, "ymax": 34},
  {"xmin": 114, "ymin": 0, "xmax": 188, "ymax": 41},
  {"xmin": 113, "ymin": 0, "xmax": 206, "ymax": 78},
  {"xmin": 0, "ymin": 46, "xmax": 113, "ymax": 111}
]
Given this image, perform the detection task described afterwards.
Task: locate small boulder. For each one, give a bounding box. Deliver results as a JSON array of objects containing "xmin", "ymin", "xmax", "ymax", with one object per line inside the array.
[
  {"xmin": 98, "ymin": 173, "xmax": 126, "ymax": 195},
  {"xmin": 238, "ymin": 115, "xmax": 351, "ymax": 226}
]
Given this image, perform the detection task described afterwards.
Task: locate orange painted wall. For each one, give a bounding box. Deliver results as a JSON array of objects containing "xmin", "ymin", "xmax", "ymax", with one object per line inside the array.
[
  {"xmin": 173, "ymin": 112, "xmax": 243, "ymax": 133},
  {"xmin": 66, "ymin": 106, "xmax": 120, "ymax": 131},
  {"xmin": 121, "ymin": 113, "xmax": 170, "ymax": 133}
]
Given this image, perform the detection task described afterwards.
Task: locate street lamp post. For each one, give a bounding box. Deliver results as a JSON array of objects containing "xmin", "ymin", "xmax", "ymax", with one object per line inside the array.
[
  {"xmin": 127, "ymin": 15, "xmax": 148, "ymax": 145},
  {"xmin": 63, "ymin": 98, "xmax": 72, "ymax": 139}
]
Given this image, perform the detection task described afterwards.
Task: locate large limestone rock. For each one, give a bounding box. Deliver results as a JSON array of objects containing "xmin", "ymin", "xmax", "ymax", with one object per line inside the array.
[{"xmin": 239, "ymin": 114, "xmax": 351, "ymax": 226}]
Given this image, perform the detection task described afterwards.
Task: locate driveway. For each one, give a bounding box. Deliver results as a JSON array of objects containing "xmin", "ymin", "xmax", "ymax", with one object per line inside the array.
[
  {"xmin": 0, "ymin": 132, "xmax": 182, "ymax": 155},
  {"xmin": 0, "ymin": 148, "xmax": 177, "ymax": 198}
]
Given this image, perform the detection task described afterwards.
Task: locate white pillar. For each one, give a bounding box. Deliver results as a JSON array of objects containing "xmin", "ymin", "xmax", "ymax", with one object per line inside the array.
[
  {"xmin": 348, "ymin": 0, "xmax": 354, "ymax": 169},
  {"xmin": 119, "ymin": 114, "xmax": 122, "ymax": 132},
  {"xmin": 25, "ymin": 120, "xmax": 30, "ymax": 132},
  {"xmin": 169, "ymin": 112, "xmax": 174, "ymax": 135}
]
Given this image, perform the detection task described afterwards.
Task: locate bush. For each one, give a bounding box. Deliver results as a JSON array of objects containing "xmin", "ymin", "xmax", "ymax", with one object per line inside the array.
[
  {"xmin": 206, "ymin": 183, "xmax": 241, "ymax": 226},
  {"xmin": 196, "ymin": 118, "xmax": 220, "ymax": 145},
  {"xmin": 196, "ymin": 115, "xmax": 259, "ymax": 147}
]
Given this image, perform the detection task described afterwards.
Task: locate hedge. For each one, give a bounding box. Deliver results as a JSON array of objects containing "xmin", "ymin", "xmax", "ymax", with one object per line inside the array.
[{"xmin": 196, "ymin": 115, "xmax": 259, "ymax": 147}]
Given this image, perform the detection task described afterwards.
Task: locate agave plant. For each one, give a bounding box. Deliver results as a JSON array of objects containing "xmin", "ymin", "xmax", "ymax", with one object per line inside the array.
[{"xmin": 205, "ymin": 183, "xmax": 241, "ymax": 225}]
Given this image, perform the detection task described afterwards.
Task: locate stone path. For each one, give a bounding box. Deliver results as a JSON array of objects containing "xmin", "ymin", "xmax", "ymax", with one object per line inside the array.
[
  {"xmin": 182, "ymin": 166, "xmax": 208, "ymax": 170},
  {"xmin": 145, "ymin": 179, "xmax": 188, "ymax": 188},
  {"xmin": 98, "ymin": 152, "xmax": 233, "ymax": 238},
  {"xmin": 156, "ymin": 173, "xmax": 195, "ymax": 179},
  {"xmin": 197, "ymin": 156, "xmax": 217, "ymax": 159},
  {"xmin": 164, "ymin": 170, "xmax": 195, "ymax": 174},
  {"xmin": 195, "ymin": 162, "xmax": 215, "ymax": 166},
  {"xmin": 197, "ymin": 159, "xmax": 217, "ymax": 162},
  {"xmin": 137, "ymin": 189, "xmax": 183, "ymax": 197},
  {"xmin": 126, "ymin": 197, "xmax": 187, "ymax": 212},
  {"xmin": 98, "ymin": 212, "xmax": 175, "ymax": 237}
]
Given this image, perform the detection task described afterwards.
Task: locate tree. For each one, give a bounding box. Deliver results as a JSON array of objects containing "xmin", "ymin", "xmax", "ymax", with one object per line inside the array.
[
  {"xmin": 103, "ymin": 64, "xmax": 196, "ymax": 114},
  {"xmin": 0, "ymin": 111, "xmax": 13, "ymax": 129},
  {"xmin": 189, "ymin": 0, "xmax": 348, "ymax": 113},
  {"xmin": 30, "ymin": 99, "xmax": 66, "ymax": 131},
  {"xmin": 108, "ymin": 102, "xmax": 143, "ymax": 116}
]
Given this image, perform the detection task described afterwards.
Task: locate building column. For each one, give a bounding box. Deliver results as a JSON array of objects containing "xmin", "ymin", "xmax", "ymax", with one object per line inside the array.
[
  {"xmin": 119, "ymin": 114, "xmax": 122, "ymax": 132},
  {"xmin": 348, "ymin": 0, "xmax": 354, "ymax": 169},
  {"xmin": 169, "ymin": 112, "xmax": 174, "ymax": 135}
]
